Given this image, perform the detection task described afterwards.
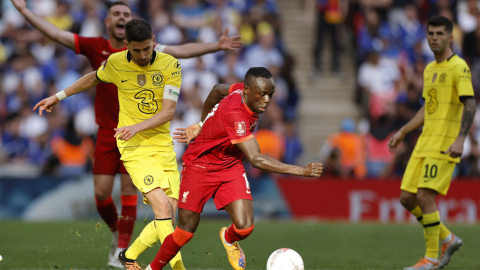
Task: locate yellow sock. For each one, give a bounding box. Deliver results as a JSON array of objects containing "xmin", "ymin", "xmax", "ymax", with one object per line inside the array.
[
  {"xmin": 410, "ymin": 205, "xmax": 424, "ymax": 225},
  {"xmin": 423, "ymin": 211, "xmax": 441, "ymax": 259},
  {"xmin": 410, "ymin": 206, "xmax": 451, "ymax": 241},
  {"xmin": 155, "ymin": 219, "xmax": 185, "ymax": 270},
  {"xmin": 125, "ymin": 221, "xmax": 159, "ymax": 260},
  {"xmin": 439, "ymin": 223, "xmax": 452, "ymax": 242}
]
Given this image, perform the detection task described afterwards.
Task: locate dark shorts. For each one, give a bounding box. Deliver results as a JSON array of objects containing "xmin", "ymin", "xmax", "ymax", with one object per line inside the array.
[
  {"xmin": 178, "ymin": 167, "xmax": 253, "ymax": 213},
  {"xmin": 92, "ymin": 127, "xmax": 128, "ymax": 175}
]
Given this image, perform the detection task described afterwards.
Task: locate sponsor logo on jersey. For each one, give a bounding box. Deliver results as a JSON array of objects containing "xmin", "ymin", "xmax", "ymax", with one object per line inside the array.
[
  {"xmin": 151, "ymin": 73, "xmax": 164, "ymax": 86},
  {"xmin": 235, "ymin": 121, "xmax": 246, "ymax": 136},
  {"xmin": 432, "ymin": 72, "xmax": 437, "ymax": 83},
  {"xmin": 174, "ymin": 61, "xmax": 181, "ymax": 69},
  {"xmin": 102, "ymin": 50, "xmax": 110, "ymax": 55},
  {"xmin": 171, "ymin": 71, "xmax": 181, "ymax": 77},
  {"xmin": 144, "ymin": 175, "xmax": 154, "ymax": 185},
  {"xmin": 182, "ymin": 191, "xmax": 189, "ymax": 203},
  {"xmin": 463, "ymin": 67, "xmax": 470, "ymax": 74},
  {"xmin": 137, "ymin": 74, "xmax": 146, "ymax": 86}
]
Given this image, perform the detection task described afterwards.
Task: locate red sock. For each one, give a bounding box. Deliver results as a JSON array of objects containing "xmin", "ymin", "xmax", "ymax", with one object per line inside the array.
[
  {"xmin": 150, "ymin": 227, "xmax": 194, "ymax": 270},
  {"xmin": 224, "ymin": 224, "xmax": 254, "ymax": 244},
  {"xmin": 118, "ymin": 194, "xmax": 137, "ymax": 248},
  {"xmin": 95, "ymin": 196, "xmax": 118, "ymax": 232}
]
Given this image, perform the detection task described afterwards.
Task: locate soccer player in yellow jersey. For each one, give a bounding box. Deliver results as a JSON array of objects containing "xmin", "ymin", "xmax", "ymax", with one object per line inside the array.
[
  {"xmin": 34, "ymin": 19, "xmax": 186, "ymax": 270},
  {"xmin": 389, "ymin": 16, "xmax": 476, "ymax": 270}
]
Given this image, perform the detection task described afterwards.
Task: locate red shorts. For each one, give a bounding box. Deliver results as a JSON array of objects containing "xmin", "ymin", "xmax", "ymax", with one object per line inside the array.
[
  {"xmin": 178, "ymin": 167, "xmax": 253, "ymax": 213},
  {"xmin": 92, "ymin": 126, "xmax": 128, "ymax": 175}
]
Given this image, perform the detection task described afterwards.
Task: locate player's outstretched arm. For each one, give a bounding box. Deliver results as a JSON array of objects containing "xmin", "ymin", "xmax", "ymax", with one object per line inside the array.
[
  {"xmin": 115, "ymin": 99, "xmax": 177, "ymax": 141},
  {"xmin": 237, "ymin": 137, "xmax": 323, "ymax": 177},
  {"xmin": 174, "ymin": 84, "xmax": 231, "ymax": 143},
  {"xmin": 162, "ymin": 28, "xmax": 242, "ymax": 58},
  {"xmin": 388, "ymin": 105, "xmax": 425, "ymax": 153},
  {"xmin": 11, "ymin": 0, "xmax": 75, "ymax": 50},
  {"xmin": 446, "ymin": 97, "xmax": 476, "ymax": 158},
  {"xmin": 33, "ymin": 71, "xmax": 101, "ymax": 116}
]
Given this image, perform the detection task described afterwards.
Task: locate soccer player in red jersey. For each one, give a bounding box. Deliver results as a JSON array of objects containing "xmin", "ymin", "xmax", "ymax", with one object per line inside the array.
[
  {"xmin": 141, "ymin": 67, "xmax": 323, "ymax": 270},
  {"xmin": 12, "ymin": 0, "xmax": 242, "ymax": 267}
]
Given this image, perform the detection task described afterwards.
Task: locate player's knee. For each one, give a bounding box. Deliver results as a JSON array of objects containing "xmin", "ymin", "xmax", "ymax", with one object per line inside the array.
[
  {"xmin": 399, "ymin": 195, "xmax": 415, "ymax": 209},
  {"xmin": 234, "ymin": 223, "xmax": 255, "ymax": 241},
  {"xmin": 234, "ymin": 216, "xmax": 254, "ymax": 230},
  {"xmin": 152, "ymin": 197, "xmax": 172, "ymax": 219},
  {"xmin": 94, "ymin": 190, "xmax": 111, "ymax": 201}
]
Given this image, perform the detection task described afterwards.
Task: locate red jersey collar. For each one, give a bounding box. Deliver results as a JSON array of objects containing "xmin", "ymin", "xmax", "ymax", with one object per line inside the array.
[{"xmin": 108, "ymin": 40, "xmax": 126, "ymax": 53}]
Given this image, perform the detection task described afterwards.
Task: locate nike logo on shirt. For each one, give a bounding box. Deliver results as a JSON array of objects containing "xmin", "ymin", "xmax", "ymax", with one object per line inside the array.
[
  {"xmin": 102, "ymin": 50, "xmax": 110, "ymax": 55},
  {"xmin": 121, "ymin": 79, "xmax": 130, "ymax": 83}
]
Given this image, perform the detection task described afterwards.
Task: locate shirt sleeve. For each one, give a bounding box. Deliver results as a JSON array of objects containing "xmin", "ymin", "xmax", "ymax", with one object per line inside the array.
[
  {"xmin": 454, "ymin": 64, "xmax": 474, "ymax": 97},
  {"xmin": 223, "ymin": 108, "xmax": 254, "ymax": 144},
  {"xmin": 165, "ymin": 59, "xmax": 182, "ymax": 88},
  {"xmin": 74, "ymin": 34, "xmax": 98, "ymax": 55},
  {"xmin": 96, "ymin": 57, "xmax": 114, "ymax": 84}
]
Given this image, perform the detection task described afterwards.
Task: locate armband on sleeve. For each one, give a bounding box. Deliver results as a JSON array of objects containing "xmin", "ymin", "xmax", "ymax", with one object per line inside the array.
[{"xmin": 163, "ymin": 85, "xmax": 180, "ymax": 102}]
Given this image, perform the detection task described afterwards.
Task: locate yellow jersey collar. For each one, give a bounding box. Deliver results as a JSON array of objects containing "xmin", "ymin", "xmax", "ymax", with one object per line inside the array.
[{"xmin": 126, "ymin": 50, "xmax": 157, "ymax": 66}]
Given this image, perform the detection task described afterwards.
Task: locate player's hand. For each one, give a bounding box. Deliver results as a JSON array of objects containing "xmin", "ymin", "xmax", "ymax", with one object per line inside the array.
[
  {"xmin": 302, "ymin": 162, "xmax": 323, "ymax": 177},
  {"xmin": 11, "ymin": 0, "xmax": 27, "ymax": 12},
  {"xmin": 218, "ymin": 28, "xmax": 242, "ymax": 52},
  {"xmin": 33, "ymin": 95, "xmax": 59, "ymax": 116},
  {"xmin": 388, "ymin": 130, "xmax": 405, "ymax": 154},
  {"xmin": 446, "ymin": 137, "xmax": 465, "ymax": 158},
  {"xmin": 114, "ymin": 125, "xmax": 139, "ymax": 141},
  {"xmin": 173, "ymin": 123, "xmax": 201, "ymax": 144}
]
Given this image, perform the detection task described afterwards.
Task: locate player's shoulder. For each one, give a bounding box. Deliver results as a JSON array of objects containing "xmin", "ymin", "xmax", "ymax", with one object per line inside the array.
[
  {"xmin": 425, "ymin": 60, "xmax": 436, "ymax": 71},
  {"xmin": 105, "ymin": 51, "xmax": 129, "ymax": 67},
  {"xmin": 221, "ymin": 90, "xmax": 244, "ymax": 111},
  {"xmin": 76, "ymin": 35, "xmax": 108, "ymax": 46},
  {"xmin": 449, "ymin": 55, "xmax": 470, "ymax": 71},
  {"xmin": 152, "ymin": 52, "xmax": 180, "ymax": 70}
]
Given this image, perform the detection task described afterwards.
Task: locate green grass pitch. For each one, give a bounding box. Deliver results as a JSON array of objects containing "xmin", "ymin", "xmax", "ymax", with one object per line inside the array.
[{"xmin": 0, "ymin": 220, "xmax": 478, "ymax": 269}]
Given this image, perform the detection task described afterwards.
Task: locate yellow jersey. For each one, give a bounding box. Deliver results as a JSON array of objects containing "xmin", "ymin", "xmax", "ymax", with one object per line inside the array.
[
  {"xmin": 413, "ymin": 54, "xmax": 474, "ymax": 162},
  {"xmin": 96, "ymin": 50, "xmax": 182, "ymax": 154}
]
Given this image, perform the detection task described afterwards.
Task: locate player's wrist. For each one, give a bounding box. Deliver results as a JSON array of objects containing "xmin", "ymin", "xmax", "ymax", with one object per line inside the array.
[
  {"xmin": 55, "ymin": 90, "xmax": 67, "ymax": 101},
  {"xmin": 198, "ymin": 121, "xmax": 203, "ymax": 128}
]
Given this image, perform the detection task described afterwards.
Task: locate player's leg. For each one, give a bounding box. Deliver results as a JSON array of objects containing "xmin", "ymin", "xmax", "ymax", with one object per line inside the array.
[
  {"xmin": 117, "ymin": 172, "xmax": 138, "ymax": 255},
  {"xmin": 92, "ymin": 126, "xmax": 124, "ymax": 267},
  {"xmin": 148, "ymin": 208, "xmax": 200, "ymax": 270}
]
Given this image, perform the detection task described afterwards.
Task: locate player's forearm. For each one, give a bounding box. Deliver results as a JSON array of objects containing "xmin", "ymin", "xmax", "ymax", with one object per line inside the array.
[
  {"xmin": 64, "ymin": 72, "xmax": 100, "ymax": 97},
  {"xmin": 19, "ymin": 8, "xmax": 75, "ymax": 50},
  {"xmin": 458, "ymin": 98, "xmax": 476, "ymax": 138},
  {"xmin": 165, "ymin": 42, "xmax": 219, "ymax": 59},
  {"xmin": 201, "ymin": 85, "xmax": 230, "ymax": 121},
  {"xmin": 250, "ymin": 154, "xmax": 304, "ymax": 176},
  {"xmin": 400, "ymin": 106, "xmax": 425, "ymax": 135},
  {"xmin": 135, "ymin": 109, "xmax": 175, "ymax": 133}
]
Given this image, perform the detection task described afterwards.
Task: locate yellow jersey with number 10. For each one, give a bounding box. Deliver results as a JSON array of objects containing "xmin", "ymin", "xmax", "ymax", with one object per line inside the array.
[
  {"xmin": 96, "ymin": 50, "xmax": 182, "ymax": 154},
  {"xmin": 413, "ymin": 54, "xmax": 474, "ymax": 163}
]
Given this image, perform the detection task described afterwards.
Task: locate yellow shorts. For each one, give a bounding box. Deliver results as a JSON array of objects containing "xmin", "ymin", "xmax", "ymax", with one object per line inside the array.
[
  {"xmin": 401, "ymin": 156, "xmax": 455, "ymax": 195},
  {"xmin": 121, "ymin": 151, "xmax": 180, "ymax": 203}
]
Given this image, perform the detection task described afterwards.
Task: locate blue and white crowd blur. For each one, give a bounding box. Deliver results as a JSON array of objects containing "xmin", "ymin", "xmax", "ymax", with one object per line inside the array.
[{"xmin": 0, "ymin": 0, "xmax": 302, "ymax": 177}]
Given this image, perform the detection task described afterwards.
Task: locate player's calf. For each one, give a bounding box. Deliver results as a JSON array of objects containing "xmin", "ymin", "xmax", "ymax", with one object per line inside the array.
[{"xmin": 149, "ymin": 227, "xmax": 194, "ymax": 270}]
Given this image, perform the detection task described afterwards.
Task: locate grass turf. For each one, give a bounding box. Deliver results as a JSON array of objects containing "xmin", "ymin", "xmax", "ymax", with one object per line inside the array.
[{"xmin": 0, "ymin": 220, "xmax": 478, "ymax": 269}]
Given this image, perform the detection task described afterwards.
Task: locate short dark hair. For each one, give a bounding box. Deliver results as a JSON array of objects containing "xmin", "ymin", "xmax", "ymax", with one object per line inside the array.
[
  {"xmin": 108, "ymin": 1, "xmax": 131, "ymax": 12},
  {"xmin": 427, "ymin": 16, "xmax": 453, "ymax": 34},
  {"xmin": 125, "ymin": 19, "xmax": 152, "ymax": 42},
  {"xmin": 244, "ymin": 67, "xmax": 273, "ymax": 87}
]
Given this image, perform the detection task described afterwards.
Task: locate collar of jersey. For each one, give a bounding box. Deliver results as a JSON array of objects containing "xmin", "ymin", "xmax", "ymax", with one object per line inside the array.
[
  {"xmin": 435, "ymin": 53, "xmax": 456, "ymax": 66},
  {"xmin": 126, "ymin": 50, "xmax": 157, "ymax": 66},
  {"xmin": 241, "ymin": 92, "xmax": 258, "ymax": 116},
  {"xmin": 107, "ymin": 40, "xmax": 126, "ymax": 53}
]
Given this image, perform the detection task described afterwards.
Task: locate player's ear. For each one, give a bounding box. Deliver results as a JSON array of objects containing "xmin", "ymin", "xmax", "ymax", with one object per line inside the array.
[
  {"xmin": 243, "ymin": 84, "xmax": 250, "ymax": 95},
  {"xmin": 152, "ymin": 35, "xmax": 155, "ymax": 44},
  {"xmin": 123, "ymin": 39, "xmax": 128, "ymax": 47}
]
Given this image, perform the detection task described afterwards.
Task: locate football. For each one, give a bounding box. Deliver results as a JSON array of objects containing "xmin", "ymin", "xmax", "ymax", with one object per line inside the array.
[{"xmin": 266, "ymin": 248, "xmax": 304, "ymax": 270}]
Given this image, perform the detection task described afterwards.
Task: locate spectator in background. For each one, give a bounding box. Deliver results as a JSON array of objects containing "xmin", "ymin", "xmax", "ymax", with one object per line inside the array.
[
  {"xmin": 50, "ymin": 117, "xmax": 93, "ymax": 177},
  {"xmin": 283, "ymin": 120, "xmax": 303, "ymax": 165},
  {"xmin": 172, "ymin": 0, "xmax": 206, "ymax": 42},
  {"xmin": 245, "ymin": 21, "xmax": 283, "ymax": 68},
  {"xmin": 398, "ymin": 4, "xmax": 425, "ymax": 63},
  {"xmin": 358, "ymin": 51, "xmax": 401, "ymax": 119},
  {"xmin": 320, "ymin": 117, "xmax": 366, "ymax": 179},
  {"xmin": 310, "ymin": 0, "xmax": 346, "ymax": 77},
  {"xmin": 356, "ymin": 8, "xmax": 394, "ymax": 63}
]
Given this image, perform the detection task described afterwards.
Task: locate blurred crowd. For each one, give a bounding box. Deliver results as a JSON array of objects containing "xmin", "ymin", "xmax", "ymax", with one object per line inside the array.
[
  {"xmin": 0, "ymin": 0, "xmax": 303, "ymax": 177},
  {"xmin": 318, "ymin": 0, "xmax": 480, "ymax": 179}
]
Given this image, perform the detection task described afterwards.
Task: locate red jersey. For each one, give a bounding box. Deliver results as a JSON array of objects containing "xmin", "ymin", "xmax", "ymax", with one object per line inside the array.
[
  {"xmin": 73, "ymin": 35, "xmax": 166, "ymax": 128},
  {"xmin": 183, "ymin": 83, "xmax": 259, "ymax": 173}
]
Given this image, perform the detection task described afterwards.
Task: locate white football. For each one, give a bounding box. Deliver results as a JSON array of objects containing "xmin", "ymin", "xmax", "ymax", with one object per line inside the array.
[{"xmin": 266, "ymin": 248, "xmax": 304, "ymax": 270}]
